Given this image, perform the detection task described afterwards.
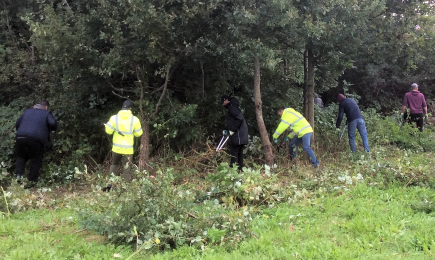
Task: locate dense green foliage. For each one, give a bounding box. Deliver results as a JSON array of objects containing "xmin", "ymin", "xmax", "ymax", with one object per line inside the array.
[
  {"xmin": 1, "ymin": 0, "xmax": 435, "ymax": 179},
  {"xmin": 2, "ymin": 1, "xmax": 435, "ymax": 258}
]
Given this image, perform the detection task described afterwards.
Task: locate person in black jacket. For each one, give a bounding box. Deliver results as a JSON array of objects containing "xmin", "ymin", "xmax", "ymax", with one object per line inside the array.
[
  {"xmin": 15, "ymin": 100, "xmax": 57, "ymax": 188},
  {"xmin": 221, "ymin": 95, "xmax": 248, "ymax": 172}
]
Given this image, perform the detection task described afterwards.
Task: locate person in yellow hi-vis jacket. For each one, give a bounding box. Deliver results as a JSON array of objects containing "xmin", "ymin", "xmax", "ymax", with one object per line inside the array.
[
  {"xmin": 105, "ymin": 100, "xmax": 143, "ymax": 182},
  {"xmin": 272, "ymin": 107, "xmax": 319, "ymax": 168}
]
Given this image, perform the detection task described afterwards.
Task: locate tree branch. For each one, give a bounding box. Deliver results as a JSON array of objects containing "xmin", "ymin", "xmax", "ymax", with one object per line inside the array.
[
  {"xmin": 2, "ymin": 0, "xmax": 17, "ymax": 48},
  {"xmin": 111, "ymin": 90, "xmax": 129, "ymax": 100},
  {"xmin": 150, "ymin": 65, "xmax": 175, "ymax": 119},
  {"xmin": 136, "ymin": 66, "xmax": 146, "ymax": 121},
  {"xmin": 107, "ymin": 80, "xmax": 135, "ymax": 93},
  {"xmin": 166, "ymin": 201, "xmax": 197, "ymax": 218}
]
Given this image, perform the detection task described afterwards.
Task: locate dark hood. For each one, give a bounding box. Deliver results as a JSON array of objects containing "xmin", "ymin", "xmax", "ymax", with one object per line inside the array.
[
  {"xmin": 230, "ymin": 97, "xmax": 240, "ymax": 106},
  {"xmin": 224, "ymin": 97, "xmax": 240, "ymax": 109},
  {"xmin": 411, "ymin": 90, "xmax": 421, "ymax": 96}
]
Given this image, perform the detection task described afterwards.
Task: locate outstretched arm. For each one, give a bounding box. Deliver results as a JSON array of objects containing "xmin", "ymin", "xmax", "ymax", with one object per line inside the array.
[
  {"xmin": 336, "ymin": 104, "xmax": 344, "ymax": 128},
  {"xmin": 47, "ymin": 112, "xmax": 57, "ymax": 131},
  {"xmin": 272, "ymin": 121, "xmax": 290, "ymax": 139}
]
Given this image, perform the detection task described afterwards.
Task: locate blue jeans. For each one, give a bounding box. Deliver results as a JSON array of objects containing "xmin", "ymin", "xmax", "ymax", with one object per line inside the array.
[
  {"xmin": 288, "ymin": 132, "xmax": 319, "ymax": 166},
  {"xmin": 348, "ymin": 118, "xmax": 370, "ymax": 152}
]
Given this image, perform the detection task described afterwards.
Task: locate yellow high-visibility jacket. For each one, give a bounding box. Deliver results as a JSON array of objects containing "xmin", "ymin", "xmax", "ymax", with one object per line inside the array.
[
  {"xmin": 272, "ymin": 108, "xmax": 313, "ymax": 139},
  {"xmin": 105, "ymin": 110, "xmax": 143, "ymax": 155}
]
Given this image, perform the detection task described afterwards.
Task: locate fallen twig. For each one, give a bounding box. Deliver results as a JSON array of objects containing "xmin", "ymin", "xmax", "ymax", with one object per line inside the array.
[
  {"xmin": 166, "ymin": 200, "xmax": 197, "ymax": 218},
  {"xmin": 24, "ymin": 226, "xmax": 56, "ymax": 234}
]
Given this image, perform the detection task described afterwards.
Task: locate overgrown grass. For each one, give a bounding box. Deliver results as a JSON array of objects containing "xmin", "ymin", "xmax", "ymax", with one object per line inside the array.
[
  {"xmin": 2, "ymin": 183, "xmax": 435, "ymax": 259},
  {"xmin": 154, "ymin": 184, "xmax": 435, "ymax": 259},
  {"xmin": 0, "ymin": 209, "xmax": 134, "ymax": 260}
]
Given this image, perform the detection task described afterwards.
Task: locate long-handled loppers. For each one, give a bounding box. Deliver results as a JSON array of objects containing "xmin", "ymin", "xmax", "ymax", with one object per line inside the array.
[{"xmin": 216, "ymin": 135, "xmax": 230, "ymax": 151}]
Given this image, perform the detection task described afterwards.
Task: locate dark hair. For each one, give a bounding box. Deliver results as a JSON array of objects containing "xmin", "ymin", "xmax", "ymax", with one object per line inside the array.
[
  {"xmin": 220, "ymin": 95, "xmax": 231, "ymax": 103},
  {"xmin": 40, "ymin": 100, "xmax": 50, "ymax": 107},
  {"xmin": 276, "ymin": 106, "xmax": 285, "ymax": 113}
]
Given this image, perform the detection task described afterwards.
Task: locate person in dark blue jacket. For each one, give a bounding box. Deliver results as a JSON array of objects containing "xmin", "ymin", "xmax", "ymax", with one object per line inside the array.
[
  {"xmin": 336, "ymin": 94, "xmax": 370, "ymax": 153},
  {"xmin": 15, "ymin": 100, "xmax": 57, "ymax": 188},
  {"xmin": 221, "ymin": 95, "xmax": 248, "ymax": 172}
]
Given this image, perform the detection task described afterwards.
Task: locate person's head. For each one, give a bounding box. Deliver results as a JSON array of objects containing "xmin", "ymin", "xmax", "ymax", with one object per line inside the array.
[
  {"xmin": 40, "ymin": 100, "xmax": 50, "ymax": 110},
  {"xmin": 336, "ymin": 94, "xmax": 346, "ymax": 104},
  {"xmin": 276, "ymin": 106, "xmax": 285, "ymax": 117},
  {"xmin": 411, "ymin": 83, "xmax": 419, "ymax": 91},
  {"xmin": 221, "ymin": 95, "xmax": 231, "ymax": 106},
  {"xmin": 122, "ymin": 100, "xmax": 133, "ymax": 110}
]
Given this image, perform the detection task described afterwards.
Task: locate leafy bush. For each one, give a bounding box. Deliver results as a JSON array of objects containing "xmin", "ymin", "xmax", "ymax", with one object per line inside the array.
[
  {"xmin": 205, "ymin": 163, "xmax": 288, "ymax": 206},
  {"xmin": 0, "ymin": 105, "xmax": 23, "ymax": 182},
  {"xmin": 78, "ymin": 167, "xmax": 254, "ymax": 251}
]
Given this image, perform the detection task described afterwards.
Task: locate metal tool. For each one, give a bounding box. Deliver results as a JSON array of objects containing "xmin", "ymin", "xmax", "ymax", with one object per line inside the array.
[
  {"xmin": 216, "ymin": 135, "xmax": 230, "ymax": 151},
  {"xmin": 339, "ymin": 124, "xmax": 347, "ymax": 141},
  {"xmin": 103, "ymin": 123, "xmax": 125, "ymax": 136}
]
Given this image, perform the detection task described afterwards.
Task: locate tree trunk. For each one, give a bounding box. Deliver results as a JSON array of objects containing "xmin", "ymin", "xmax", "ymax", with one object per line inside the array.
[
  {"xmin": 253, "ymin": 54, "xmax": 274, "ymax": 166},
  {"xmin": 136, "ymin": 67, "xmax": 149, "ymax": 170},
  {"xmin": 200, "ymin": 62, "xmax": 205, "ymax": 100},
  {"xmin": 139, "ymin": 122, "xmax": 150, "ymax": 170},
  {"xmin": 137, "ymin": 64, "xmax": 172, "ymax": 170},
  {"xmin": 303, "ymin": 48, "xmax": 315, "ymax": 138},
  {"xmin": 303, "ymin": 49, "xmax": 308, "ymax": 117}
]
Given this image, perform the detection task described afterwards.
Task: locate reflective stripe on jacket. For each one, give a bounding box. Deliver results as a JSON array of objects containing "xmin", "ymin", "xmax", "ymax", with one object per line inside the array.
[
  {"xmin": 272, "ymin": 108, "xmax": 313, "ymax": 139},
  {"xmin": 105, "ymin": 110, "xmax": 143, "ymax": 154}
]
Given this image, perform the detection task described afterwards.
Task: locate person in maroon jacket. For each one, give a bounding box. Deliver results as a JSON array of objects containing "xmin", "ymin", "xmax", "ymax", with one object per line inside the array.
[{"xmin": 401, "ymin": 83, "xmax": 428, "ymax": 132}]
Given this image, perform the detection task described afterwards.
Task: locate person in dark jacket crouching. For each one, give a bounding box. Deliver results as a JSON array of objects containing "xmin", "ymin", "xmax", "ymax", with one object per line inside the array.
[
  {"xmin": 221, "ymin": 95, "xmax": 248, "ymax": 172},
  {"xmin": 15, "ymin": 100, "xmax": 57, "ymax": 189}
]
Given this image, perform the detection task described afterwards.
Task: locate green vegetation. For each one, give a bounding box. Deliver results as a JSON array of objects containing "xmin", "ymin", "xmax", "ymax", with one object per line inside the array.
[
  {"xmin": 1, "ymin": 0, "xmax": 435, "ymax": 179},
  {"xmin": 2, "ymin": 175, "xmax": 435, "ymax": 259},
  {"xmin": 0, "ymin": 209, "xmax": 134, "ymax": 259},
  {"xmin": 155, "ymin": 185, "xmax": 435, "ymax": 260},
  {"xmin": 2, "ymin": 0, "xmax": 435, "ymax": 259},
  {"xmin": 2, "ymin": 108, "xmax": 435, "ymax": 260}
]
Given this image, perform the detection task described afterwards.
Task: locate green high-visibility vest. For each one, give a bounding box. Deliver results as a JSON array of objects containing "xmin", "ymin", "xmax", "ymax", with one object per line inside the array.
[
  {"xmin": 105, "ymin": 110, "xmax": 143, "ymax": 154},
  {"xmin": 273, "ymin": 108, "xmax": 313, "ymax": 139}
]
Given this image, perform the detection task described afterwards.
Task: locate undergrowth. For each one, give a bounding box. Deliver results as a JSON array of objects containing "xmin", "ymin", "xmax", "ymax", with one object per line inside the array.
[{"xmin": 2, "ymin": 107, "xmax": 435, "ymax": 258}]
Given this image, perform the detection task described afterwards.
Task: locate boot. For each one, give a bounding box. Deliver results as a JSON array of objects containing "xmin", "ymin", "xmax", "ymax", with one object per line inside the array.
[
  {"xmin": 16, "ymin": 175, "xmax": 23, "ymax": 185},
  {"xmin": 24, "ymin": 181, "xmax": 37, "ymax": 189},
  {"xmin": 102, "ymin": 183, "xmax": 112, "ymax": 192}
]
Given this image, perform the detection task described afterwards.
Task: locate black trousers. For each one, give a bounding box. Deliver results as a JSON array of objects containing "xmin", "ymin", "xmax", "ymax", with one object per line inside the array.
[
  {"xmin": 230, "ymin": 144, "xmax": 245, "ymax": 172},
  {"xmin": 109, "ymin": 152, "xmax": 133, "ymax": 181},
  {"xmin": 15, "ymin": 138, "xmax": 44, "ymax": 182},
  {"xmin": 408, "ymin": 113, "xmax": 424, "ymax": 132}
]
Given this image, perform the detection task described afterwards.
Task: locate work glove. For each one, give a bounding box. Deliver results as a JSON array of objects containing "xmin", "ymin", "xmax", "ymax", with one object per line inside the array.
[
  {"xmin": 400, "ymin": 113, "xmax": 405, "ymax": 122},
  {"xmin": 229, "ymin": 131, "xmax": 235, "ymax": 136},
  {"xmin": 336, "ymin": 128, "xmax": 341, "ymax": 132},
  {"xmin": 273, "ymin": 138, "xmax": 279, "ymax": 144},
  {"xmin": 425, "ymin": 114, "xmax": 429, "ymax": 122},
  {"xmin": 284, "ymin": 136, "xmax": 290, "ymax": 142},
  {"xmin": 223, "ymin": 130, "xmax": 228, "ymax": 136}
]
